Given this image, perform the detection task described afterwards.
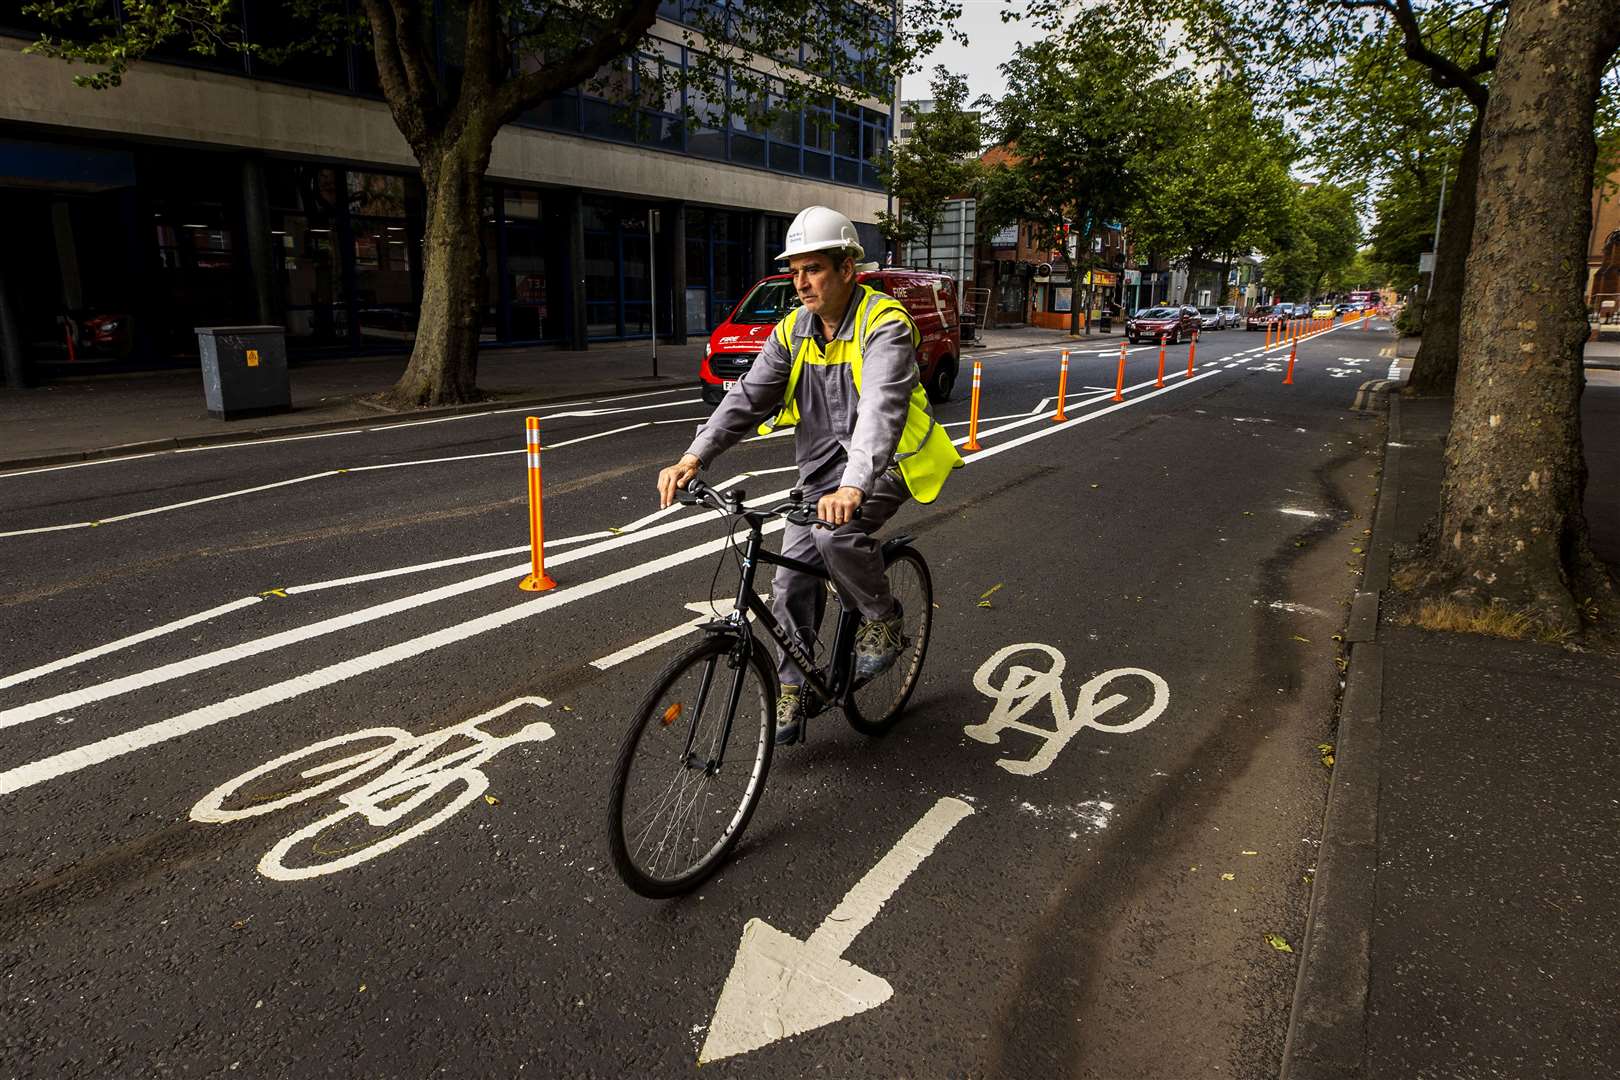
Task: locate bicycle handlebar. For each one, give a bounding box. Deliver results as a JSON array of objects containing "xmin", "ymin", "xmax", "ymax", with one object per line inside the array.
[{"xmin": 677, "ymin": 478, "xmax": 857, "ymax": 529}]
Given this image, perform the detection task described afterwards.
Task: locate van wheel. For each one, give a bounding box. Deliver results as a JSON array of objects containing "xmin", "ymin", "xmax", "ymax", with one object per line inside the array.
[{"xmin": 927, "ymin": 354, "xmax": 958, "ymax": 403}]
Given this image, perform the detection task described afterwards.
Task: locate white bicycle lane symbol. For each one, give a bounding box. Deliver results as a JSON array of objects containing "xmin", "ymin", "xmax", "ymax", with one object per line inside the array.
[
  {"xmin": 191, "ymin": 697, "xmax": 555, "ymax": 881},
  {"xmin": 966, "ymin": 644, "xmax": 1169, "ymax": 775}
]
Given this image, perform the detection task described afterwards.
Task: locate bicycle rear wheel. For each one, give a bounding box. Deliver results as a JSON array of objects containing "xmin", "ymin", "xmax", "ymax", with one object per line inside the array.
[
  {"xmin": 845, "ymin": 547, "xmax": 933, "ymax": 736},
  {"xmin": 608, "ymin": 635, "xmax": 775, "ymax": 898}
]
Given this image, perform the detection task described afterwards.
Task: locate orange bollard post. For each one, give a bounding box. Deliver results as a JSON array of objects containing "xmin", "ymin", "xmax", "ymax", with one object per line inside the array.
[
  {"xmin": 1053, "ymin": 349, "xmax": 1071, "ymax": 422},
  {"xmin": 1187, "ymin": 329, "xmax": 1198, "ymax": 377},
  {"xmin": 519, "ymin": 416, "xmax": 558, "ymax": 592},
  {"xmin": 1156, "ymin": 333, "xmax": 1167, "ymax": 388},
  {"xmin": 964, "ymin": 359, "xmax": 984, "ymax": 451},
  {"xmin": 1266, "ymin": 320, "xmax": 1274, "ymax": 350},
  {"xmin": 1283, "ymin": 336, "xmax": 1297, "ymax": 385},
  {"xmin": 1113, "ymin": 341, "xmax": 1127, "ymax": 402}
]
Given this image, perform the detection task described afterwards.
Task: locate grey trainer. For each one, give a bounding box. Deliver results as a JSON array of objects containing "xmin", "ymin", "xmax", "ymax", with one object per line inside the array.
[
  {"xmin": 775, "ymin": 684, "xmax": 804, "ymax": 745},
  {"xmin": 853, "ymin": 606, "xmax": 906, "ymax": 683}
]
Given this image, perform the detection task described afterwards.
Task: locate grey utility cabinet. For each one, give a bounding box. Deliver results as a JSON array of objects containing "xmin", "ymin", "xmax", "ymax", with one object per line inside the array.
[{"xmin": 195, "ymin": 325, "xmax": 290, "ymax": 420}]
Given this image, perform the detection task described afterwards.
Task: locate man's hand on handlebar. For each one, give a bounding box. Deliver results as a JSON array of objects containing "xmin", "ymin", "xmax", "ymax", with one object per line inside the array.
[
  {"xmin": 657, "ymin": 454, "xmax": 702, "ymax": 508},
  {"xmin": 818, "ymin": 486, "xmax": 864, "ymax": 527}
]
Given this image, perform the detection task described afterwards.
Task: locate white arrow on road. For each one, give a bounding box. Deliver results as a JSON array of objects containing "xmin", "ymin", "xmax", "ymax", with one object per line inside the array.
[{"xmin": 699, "ymin": 796, "xmax": 975, "ymax": 1063}]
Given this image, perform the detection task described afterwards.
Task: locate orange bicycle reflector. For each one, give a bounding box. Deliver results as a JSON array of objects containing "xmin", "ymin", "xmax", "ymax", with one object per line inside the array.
[{"xmin": 662, "ymin": 703, "xmax": 684, "ymax": 726}]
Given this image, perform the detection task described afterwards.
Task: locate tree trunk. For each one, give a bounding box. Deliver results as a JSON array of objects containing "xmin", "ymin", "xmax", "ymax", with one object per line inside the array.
[
  {"xmin": 1434, "ymin": 0, "xmax": 1620, "ymax": 632},
  {"xmin": 1408, "ymin": 113, "xmax": 1484, "ymax": 396},
  {"xmin": 382, "ymin": 136, "xmax": 492, "ymax": 408}
]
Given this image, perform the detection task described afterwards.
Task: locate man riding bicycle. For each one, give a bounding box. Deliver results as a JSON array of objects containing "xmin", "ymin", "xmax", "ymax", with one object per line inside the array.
[{"xmin": 657, "ymin": 205, "xmax": 962, "ymax": 744}]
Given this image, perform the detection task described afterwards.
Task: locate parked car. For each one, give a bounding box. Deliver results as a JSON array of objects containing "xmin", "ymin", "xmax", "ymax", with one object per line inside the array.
[
  {"xmin": 700, "ymin": 267, "xmax": 962, "ymax": 406},
  {"xmin": 1125, "ymin": 306, "xmax": 1199, "ymax": 344},
  {"xmin": 1245, "ymin": 304, "xmax": 1280, "ymax": 330},
  {"xmin": 1196, "ymin": 306, "xmax": 1226, "ymax": 330},
  {"xmin": 1218, "ymin": 304, "xmax": 1239, "ymax": 327}
]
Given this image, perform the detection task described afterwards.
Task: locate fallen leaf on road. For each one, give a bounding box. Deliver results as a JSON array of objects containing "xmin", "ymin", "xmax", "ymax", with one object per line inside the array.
[
  {"xmin": 979, "ymin": 583, "xmax": 1003, "ymax": 601},
  {"xmin": 1291, "ymin": 635, "xmax": 1310, "ymax": 644},
  {"xmin": 1090, "ymin": 484, "xmax": 1100, "ymax": 489},
  {"xmin": 1317, "ymin": 742, "xmax": 1336, "ymax": 768},
  {"xmin": 1241, "ymin": 851, "xmax": 1259, "ymax": 856},
  {"xmin": 1221, "ymin": 873, "xmax": 1235, "ymax": 881},
  {"xmin": 484, "ymin": 794, "xmax": 501, "ymax": 806},
  {"xmin": 1266, "ymin": 934, "xmax": 1294, "ymax": 954}
]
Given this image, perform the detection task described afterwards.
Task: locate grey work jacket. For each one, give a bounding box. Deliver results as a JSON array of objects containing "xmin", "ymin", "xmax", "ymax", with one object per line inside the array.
[{"xmin": 685, "ymin": 293, "xmax": 917, "ymax": 496}]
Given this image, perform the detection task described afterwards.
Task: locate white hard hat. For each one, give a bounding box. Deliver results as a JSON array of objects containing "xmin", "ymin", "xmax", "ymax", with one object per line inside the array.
[{"xmin": 776, "ymin": 205, "xmax": 865, "ymax": 262}]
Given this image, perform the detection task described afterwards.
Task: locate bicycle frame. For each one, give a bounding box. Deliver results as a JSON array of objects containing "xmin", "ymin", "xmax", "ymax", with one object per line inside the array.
[{"xmin": 683, "ymin": 511, "xmax": 862, "ymax": 767}]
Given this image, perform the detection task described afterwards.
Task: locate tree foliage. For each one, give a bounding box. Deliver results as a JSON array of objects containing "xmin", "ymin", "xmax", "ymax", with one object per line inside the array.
[
  {"xmin": 979, "ymin": 13, "xmax": 1175, "ymax": 332},
  {"xmin": 879, "ymin": 67, "xmax": 982, "ymax": 267},
  {"xmin": 1260, "ymin": 182, "xmax": 1362, "ymax": 301},
  {"xmin": 1127, "ymin": 78, "xmax": 1296, "ymax": 303}
]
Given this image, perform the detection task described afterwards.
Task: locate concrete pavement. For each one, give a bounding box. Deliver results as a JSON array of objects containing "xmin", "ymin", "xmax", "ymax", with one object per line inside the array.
[{"xmin": 1282, "ymin": 390, "xmax": 1620, "ymax": 1079}]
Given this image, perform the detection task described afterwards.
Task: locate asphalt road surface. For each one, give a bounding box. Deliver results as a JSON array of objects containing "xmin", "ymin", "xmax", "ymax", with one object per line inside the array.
[{"xmin": 1, "ymin": 322, "xmax": 1396, "ymax": 1078}]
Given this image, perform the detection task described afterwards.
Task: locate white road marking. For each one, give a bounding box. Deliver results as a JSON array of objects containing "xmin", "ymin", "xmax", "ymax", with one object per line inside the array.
[
  {"xmin": 1278, "ymin": 507, "xmax": 1326, "ymax": 518},
  {"xmin": 0, "ymin": 596, "xmax": 265, "ymax": 691},
  {"xmin": 0, "ymin": 522, "xmax": 785, "ymax": 796},
  {"xmin": 587, "ymin": 598, "xmax": 756, "ymax": 670},
  {"xmin": 0, "ymin": 452, "xmax": 162, "ymax": 480},
  {"xmin": 191, "ymin": 697, "xmax": 556, "ymax": 880},
  {"xmin": 966, "ymin": 643, "xmax": 1168, "ymax": 775},
  {"xmin": 961, "ymin": 366, "xmax": 1226, "ymax": 462},
  {"xmin": 3, "ymin": 351, "xmax": 1230, "ymax": 791},
  {"xmin": 1260, "ymin": 600, "xmax": 1330, "ymax": 617},
  {"xmin": 699, "ymin": 797, "xmax": 975, "ymax": 1064},
  {"xmin": 2, "ymin": 412, "xmax": 683, "ymax": 537},
  {"xmin": 0, "ymin": 471, "xmax": 342, "ymax": 537},
  {"xmin": 175, "ymin": 430, "xmax": 364, "ymax": 453},
  {"xmin": 546, "ymin": 421, "xmax": 652, "ymax": 449},
  {"xmin": 0, "ymin": 491, "xmax": 801, "ymax": 731}
]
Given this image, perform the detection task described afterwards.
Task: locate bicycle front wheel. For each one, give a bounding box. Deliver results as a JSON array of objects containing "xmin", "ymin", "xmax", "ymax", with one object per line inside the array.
[
  {"xmin": 608, "ymin": 636, "xmax": 776, "ymax": 898},
  {"xmin": 846, "ymin": 547, "xmax": 933, "ymax": 736}
]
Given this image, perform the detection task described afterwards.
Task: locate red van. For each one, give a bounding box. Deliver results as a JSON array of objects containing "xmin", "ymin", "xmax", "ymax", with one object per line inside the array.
[{"xmin": 699, "ymin": 268, "xmax": 962, "ymax": 406}]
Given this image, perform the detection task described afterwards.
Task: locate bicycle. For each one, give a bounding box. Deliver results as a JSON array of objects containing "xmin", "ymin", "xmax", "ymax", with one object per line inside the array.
[{"xmin": 607, "ymin": 479, "xmax": 934, "ymax": 898}]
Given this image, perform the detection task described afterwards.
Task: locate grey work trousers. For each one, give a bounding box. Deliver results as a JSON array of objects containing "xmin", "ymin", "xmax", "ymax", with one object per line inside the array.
[{"xmin": 772, "ymin": 471, "xmax": 910, "ymax": 685}]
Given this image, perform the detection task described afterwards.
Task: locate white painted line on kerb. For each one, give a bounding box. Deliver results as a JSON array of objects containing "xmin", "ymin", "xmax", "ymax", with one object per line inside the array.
[
  {"xmin": 0, "ymin": 522, "xmax": 786, "ymax": 797},
  {"xmin": 0, "ymin": 597, "xmax": 264, "ymax": 692}
]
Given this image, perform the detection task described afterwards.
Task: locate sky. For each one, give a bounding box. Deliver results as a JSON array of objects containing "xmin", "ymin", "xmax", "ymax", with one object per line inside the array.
[{"xmin": 906, "ymin": 1, "xmax": 1026, "ymax": 105}]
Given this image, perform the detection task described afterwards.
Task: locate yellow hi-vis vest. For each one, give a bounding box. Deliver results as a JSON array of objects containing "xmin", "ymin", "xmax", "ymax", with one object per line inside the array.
[{"xmin": 756, "ymin": 283, "xmax": 964, "ymax": 504}]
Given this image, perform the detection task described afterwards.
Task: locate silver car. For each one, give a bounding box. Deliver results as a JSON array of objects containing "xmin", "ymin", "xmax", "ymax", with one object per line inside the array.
[
  {"xmin": 1218, "ymin": 305, "xmax": 1239, "ymax": 327},
  {"xmin": 1197, "ymin": 306, "xmax": 1225, "ymax": 330}
]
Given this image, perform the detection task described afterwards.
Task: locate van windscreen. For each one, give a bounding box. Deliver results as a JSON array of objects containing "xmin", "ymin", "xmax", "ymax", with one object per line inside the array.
[{"xmin": 731, "ymin": 279, "xmax": 802, "ymax": 325}]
